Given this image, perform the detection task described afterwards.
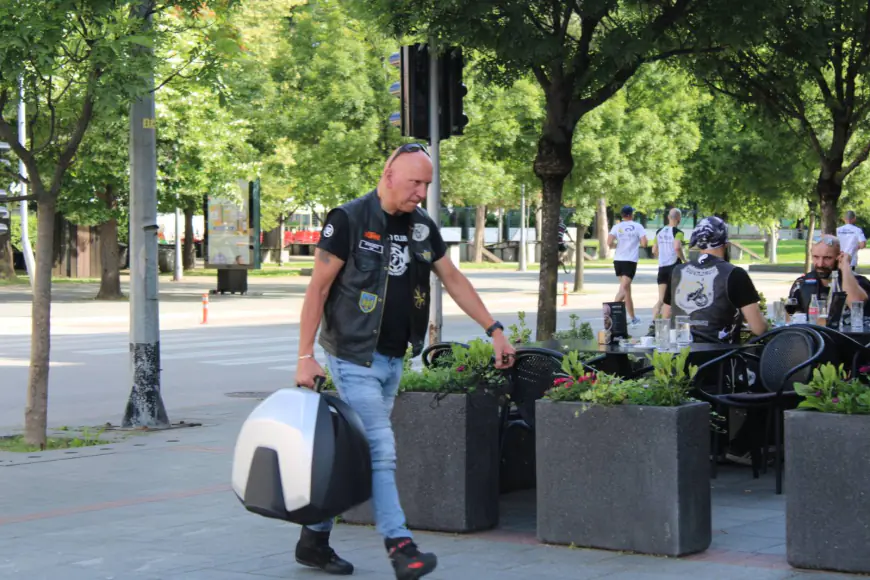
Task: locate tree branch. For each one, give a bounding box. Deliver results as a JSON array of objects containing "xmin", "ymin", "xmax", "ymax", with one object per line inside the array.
[
  {"xmin": 0, "ymin": 90, "xmax": 41, "ymax": 192},
  {"xmin": 841, "ymin": 138, "xmax": 870, "ymax": 178}
]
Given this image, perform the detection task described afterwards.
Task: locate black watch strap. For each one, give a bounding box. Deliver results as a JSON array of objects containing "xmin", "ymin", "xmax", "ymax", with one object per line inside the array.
[{"xmin": 485, "ymin": 321, "xmax": 504, "ymax": 337}]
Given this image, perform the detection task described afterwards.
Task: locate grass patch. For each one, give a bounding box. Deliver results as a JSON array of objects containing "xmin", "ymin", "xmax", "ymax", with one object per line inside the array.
[
  {"xmin": 0, "ymin": 275, "xmax": 28, "ymax": 286},
  {"xmin": 159, "ymin": 264, "xmax": 315, "ymax": 278},
  {"xmin": 0, "ymin": 427, "xmax": 110, "ymax": 453}
]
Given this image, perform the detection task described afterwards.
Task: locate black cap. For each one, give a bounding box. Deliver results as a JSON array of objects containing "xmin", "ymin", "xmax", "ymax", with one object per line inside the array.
[{"xmin": 621, "ymin": 205, "xmax": 634, "ymax": 216}]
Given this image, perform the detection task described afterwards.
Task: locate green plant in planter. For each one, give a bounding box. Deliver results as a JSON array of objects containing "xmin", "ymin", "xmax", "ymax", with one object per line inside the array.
[
  {"xmin": 552, "ymin": 313, "xmax": 594, "ymax": 340},
  {"xmin": 400, "ymin": 339, "xmax": 507, "ymax": 395},
  {"xmin": 794, "ymin": 363, "xmax": 870, "ymax": 414},
  {"xmin": 508, "ymin": 311, "xmax": 532, "ymax": 344},
  {"xmin": 543, "ymin": 347, "xmax": 698, "ymax": 407}
]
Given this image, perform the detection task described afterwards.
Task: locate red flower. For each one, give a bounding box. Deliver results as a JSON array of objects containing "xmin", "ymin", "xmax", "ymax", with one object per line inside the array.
[{"xmin": 553, "ymin": 377, "xmax": 574, "ymax": 387}]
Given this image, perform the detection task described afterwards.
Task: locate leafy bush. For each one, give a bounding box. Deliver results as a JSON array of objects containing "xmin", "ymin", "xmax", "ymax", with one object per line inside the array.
[
  {"xmin": 508, "ymin": 311, "xmax": 532, "ymax": 344},
  {"xmin": 552, "ymin": 313, "xmax": 593, "ymax": 340},
  {"xmin": 400, "ymin": 339, "xmax": 507, "ymax": 395},
  {"xmin": 544, "ymin": 347, "xmax": 697, "ymax": 407},
  {"xmin": 794, "ymin": 363, "xmax": 870, "ymax": 414}
]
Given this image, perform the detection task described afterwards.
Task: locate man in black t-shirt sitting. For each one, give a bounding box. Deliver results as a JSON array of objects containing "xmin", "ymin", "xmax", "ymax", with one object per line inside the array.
[
  {"xmin": 293, "ymin": 143, "xmax": 515, "ymax": 579},
  {"xmin": 785, "ymin": 234, "xmax": 870, "ymax": 321},
  {"xmin": 662, "ymin": 216, "xmax": 767, "ymax": 343}
]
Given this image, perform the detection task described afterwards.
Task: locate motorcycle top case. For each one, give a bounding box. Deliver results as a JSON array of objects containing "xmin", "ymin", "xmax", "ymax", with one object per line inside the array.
[{"xmin": 231, "ymin": 387, "xmax": 372, "ymax": 525}]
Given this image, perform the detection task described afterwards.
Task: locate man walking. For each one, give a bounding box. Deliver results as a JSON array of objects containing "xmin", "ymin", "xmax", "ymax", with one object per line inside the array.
[
  {"xmin": 294, "ymin": 143, "xmax": 516, "ymax": 579},
  {"xmin": 836, "ymin": 210, "xmax": 866, "ymax": 271},
  {"xmin": 651, "ymin": 208, "xmax": 685, "ymax": 320},
  {"xmin": 607, "ymin": 205, "xmax": 647, "ymax": 325}
]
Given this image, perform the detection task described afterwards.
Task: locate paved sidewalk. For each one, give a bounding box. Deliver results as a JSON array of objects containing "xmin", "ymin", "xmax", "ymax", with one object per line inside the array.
[{"xmin": 0, "ymin": 399, "xmax": 852, "ymax": 579}]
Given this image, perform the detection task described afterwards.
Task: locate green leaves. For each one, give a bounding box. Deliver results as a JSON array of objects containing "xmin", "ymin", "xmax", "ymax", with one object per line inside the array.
[{"xmin": 794, "ymin": 363, "xmax": 870, "ymax": 415}]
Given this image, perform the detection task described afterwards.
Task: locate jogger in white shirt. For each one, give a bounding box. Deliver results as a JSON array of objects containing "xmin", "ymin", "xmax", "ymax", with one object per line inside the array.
[
  {"xmin": 607, "ymin": 205, "xmax": 648, "ymax": 324},
  {"xmin": 836, "ymin": 210, "xmax": 866, "ymax": 270}
]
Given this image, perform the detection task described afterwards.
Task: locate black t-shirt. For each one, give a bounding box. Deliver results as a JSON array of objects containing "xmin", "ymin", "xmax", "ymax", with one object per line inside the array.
[
  {"xmin": 663, "ymin": 264, "xmax": 760, "ymax": 308},
  {"xmin": 785, "ymin": 270, "xmax": 870, "ymax": 314},
  {"xmin": 316, "ymin": 209, "xmax": 448, "ymax": 357}
]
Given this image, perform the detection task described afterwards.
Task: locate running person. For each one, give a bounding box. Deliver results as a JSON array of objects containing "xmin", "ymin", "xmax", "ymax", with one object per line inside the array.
[
  {"xmin": 836, "ymin": 210, "xmax": 866, "ymax": 271},
  {"xmin": 652, "ymin": 208, "xmax": 686, "ymax": 320},
  {"xmin": 607, "ymin": 205, "xmax": 647, "ymax": 325}
]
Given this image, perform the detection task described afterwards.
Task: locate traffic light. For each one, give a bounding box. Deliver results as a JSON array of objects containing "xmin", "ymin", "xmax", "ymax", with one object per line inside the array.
[
  {"xmin": 389, "ymin": 44, "xmax": 431, "ymax": 140},
  {"xmin": 389, "ymin": 44, "xmax": 468, "ymax": 140},
  {"xmin": 441, "ymin": 48, "xmax": 468, "ymax": 137}
]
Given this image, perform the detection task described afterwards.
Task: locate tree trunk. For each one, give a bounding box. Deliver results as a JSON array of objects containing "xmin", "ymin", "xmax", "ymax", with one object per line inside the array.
[
  {"xmin": 96, "ymin": 185, "xmax": 122, "ymax": 300},
  {"xmin": 596, "ymin": 197, "xmax": 608, "ymax": 259},
  {"xmin": 0, "ymin": 238, "xmax": 14, "ymax": 279},
  {"xmin": 496, "ymin": 208, "xmax": 503, "ymax": 243},
  {"xmin": 472, "ymin": 205, "xmax": 486, "ymax": 262},
  {"xmin": 817, "ymin": 175, "xmax": 842, "ymax": 234},
  {"xmin": 277, "ymin": 213, "xmax": 285, "ymax": 266},
  {"xmin": 805, "ymin": 205, "xmax": 816, "ymax": 273},
  {"xmin": 26, "ymin": 198, "xmax": 56, "ymax": 447},
  {"xmin": 768, "ymin": 225, "xmax": 778, "ymax": 265},
  {"xmin": 574, "ymin": 224, "xmax": 587, "ymax": 292},
  {"xmin": 96, "ymin": 217, "xmax": 122, "ymax": 299},
  {"xmin": 182, "ymin": 207, "xmax": 194, "ymax": 270}
]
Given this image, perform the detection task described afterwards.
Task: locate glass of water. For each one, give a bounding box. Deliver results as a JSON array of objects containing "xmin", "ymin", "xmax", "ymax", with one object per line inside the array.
[
  {"xmin": 773, "ymin": 300, "xmax": 786, "ymax": 327},
  {"xmin": 852, "ymin": 301, "xmax": 864, "ymax": 331},
  {"xmin": 675, "ymin": 315, "xmax": 692, "ymax": 346},
  {"xmin": 654, "ymin": 318, "xmax": 671, "ymax": 350}
]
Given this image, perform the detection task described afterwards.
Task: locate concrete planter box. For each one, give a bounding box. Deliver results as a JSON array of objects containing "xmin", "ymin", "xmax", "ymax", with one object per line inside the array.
[
  {"xmin": 786, "ymin": 410, "xmax": 870, "ymax": 574},
  {"xmin": 536, "ymin": 400, "xmax": 711, "ymax": 556},
  {"xmin": 343, "ymin": 391, "xmax": 500, "ymax": 533}
]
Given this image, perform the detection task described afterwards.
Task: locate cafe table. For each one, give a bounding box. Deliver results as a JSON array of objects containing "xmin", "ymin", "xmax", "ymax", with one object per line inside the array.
[{"xmin": 529, "ymin": 338, "xmax": 756, "ymax": 377}]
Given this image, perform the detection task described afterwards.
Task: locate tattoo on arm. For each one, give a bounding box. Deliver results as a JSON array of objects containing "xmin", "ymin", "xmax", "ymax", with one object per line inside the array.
[{"xmin": 318, "ymin": 250, "xmax": 332, "ymax": 264}]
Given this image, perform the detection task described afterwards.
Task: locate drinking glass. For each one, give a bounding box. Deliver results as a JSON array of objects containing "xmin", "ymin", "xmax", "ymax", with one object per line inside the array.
[
  {"xmin": 773, "ymin": 301, "xmax": 786, "ymax": 327},
  {"xmin": 675, "ymin": 315, "xmax": 692, "ymax": 347},
  {"xmin": 817, "ymin": 298, "xmax": 828, "ymax": 326},
  {"xmin": 852, "ymin": 301, "xmax": 864, "ymax": 331},
  {"xmin": 654, "ymin": 318, "xmax": 671, "ymax": 350}
]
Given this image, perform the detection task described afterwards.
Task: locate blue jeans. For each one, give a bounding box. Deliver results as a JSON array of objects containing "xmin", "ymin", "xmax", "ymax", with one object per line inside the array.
[{"xmin": 306, "ymin": 352, "xmax": 412, "ymax": 540}]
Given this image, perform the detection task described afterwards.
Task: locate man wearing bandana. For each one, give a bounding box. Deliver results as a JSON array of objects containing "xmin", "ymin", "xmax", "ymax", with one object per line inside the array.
[
  {"xmin": 662, "ymin": 216, "xmax": 768, "ymax": 343},
  {"xmin": 785, "ymin": 234, "xmax": 870, "ymax": 319}
]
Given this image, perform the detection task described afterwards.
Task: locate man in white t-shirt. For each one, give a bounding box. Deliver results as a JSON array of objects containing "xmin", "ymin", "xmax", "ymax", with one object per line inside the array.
[
  {"xmin": 836, "ymin": 210, "xmax": 866, "ymax": 270},
  {"xmin": 607, "ymin": 205, "xmax": 648, "ymax": 325},
  {"xmin": 652, "ymin": 208, "xmax": 686, "ymax": 320}
]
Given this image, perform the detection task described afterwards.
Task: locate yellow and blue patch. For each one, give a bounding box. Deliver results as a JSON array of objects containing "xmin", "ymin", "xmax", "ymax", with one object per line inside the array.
[{"xmin": 359, "ymin": 291, "xmax": 378, "ymax": 313}]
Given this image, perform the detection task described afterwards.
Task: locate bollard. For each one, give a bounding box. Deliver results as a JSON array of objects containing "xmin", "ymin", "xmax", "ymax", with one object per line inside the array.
[
  {"xmin": 201, "ymin": 293, "xmax": 209, "ymax": 324},
  {"xmin": 563, "ymin": 281, "xmax": 568, "ymax": 306}
]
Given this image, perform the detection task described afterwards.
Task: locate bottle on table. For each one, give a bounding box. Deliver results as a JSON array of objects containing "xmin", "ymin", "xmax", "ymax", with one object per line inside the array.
[
  {"xmin": 829, "ymin": 271, "xmax": 842, "ymax": 330},
  {"xmin": 808, "ymin": 294, "xmax": 819, "ymax": 325}
]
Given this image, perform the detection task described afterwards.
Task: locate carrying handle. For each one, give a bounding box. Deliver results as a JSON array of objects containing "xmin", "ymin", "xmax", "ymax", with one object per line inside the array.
[{"xmin": 296, "ymin": 375, "xmax": 327, "ymax": 393}]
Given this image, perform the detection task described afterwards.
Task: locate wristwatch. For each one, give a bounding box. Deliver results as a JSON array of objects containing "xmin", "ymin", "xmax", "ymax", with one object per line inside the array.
[{"xmin": 485, "ymin": 321, "xmax": 504, "ymax": 337}]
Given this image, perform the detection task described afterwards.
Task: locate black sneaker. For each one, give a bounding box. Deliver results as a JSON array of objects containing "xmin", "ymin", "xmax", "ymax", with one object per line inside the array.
[
  {"xmin": 295, "ymin": 527, "xmax": 354, "ymax": 575},
  {"xmin": 386, "ymin": 537, "xmax": 437, "ymax": 580}
]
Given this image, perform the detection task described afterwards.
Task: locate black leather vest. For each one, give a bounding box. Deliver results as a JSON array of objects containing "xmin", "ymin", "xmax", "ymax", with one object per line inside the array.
[
  {"xmin": 318, "ymin": 190, "xmax": 435, "ymax": 367},
  {"xmin": 670, "ymin": 255, "xmax": 740, "ymax": 343}
]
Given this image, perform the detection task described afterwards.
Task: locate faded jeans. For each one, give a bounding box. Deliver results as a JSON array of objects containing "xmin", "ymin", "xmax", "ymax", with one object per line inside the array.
[{"xmin": 306, "ymin": 352, "xmax": 412, "ymax": 540}]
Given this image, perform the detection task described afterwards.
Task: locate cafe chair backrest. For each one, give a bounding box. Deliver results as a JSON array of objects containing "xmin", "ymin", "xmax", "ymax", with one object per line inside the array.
[
  {"xmin": 758, "ymin": 328, "xmax": 819, "ymax": 394},
  {"xmin": 421, "ymin": 342, "xmax": 469, "ymax": 368},
  {"xmin": 511, "ymin": 347, "xmax": 566, "ymax": 429}
]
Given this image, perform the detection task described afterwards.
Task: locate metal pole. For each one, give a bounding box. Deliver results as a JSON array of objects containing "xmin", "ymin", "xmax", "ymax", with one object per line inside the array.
[
  {"xmin": 427, "ymin": 41, "xmax": 442, "ymax": 345},
  {"xmin": 124, "ymin": 0, "xmax": 168, "ymax": 428},
  {"xmin": 17, "ymin": 76, "xmax": 35, "ymax": 288},
  {"xmin": 519, "ymin": 184, "xmax": 527, "ymax": 271},
  {"xmin": 173, "ymin": 205, "xmax": 182, "ymax": 281}
]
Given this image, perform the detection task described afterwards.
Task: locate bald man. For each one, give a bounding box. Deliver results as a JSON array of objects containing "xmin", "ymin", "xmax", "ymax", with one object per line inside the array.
[
  {"xmin": 785, "ymin": 234, "xmax": 870, "ymax": 317},
  {"xmin": 293, "ymin": 143, "xmax": 515, "ymax": 579}
]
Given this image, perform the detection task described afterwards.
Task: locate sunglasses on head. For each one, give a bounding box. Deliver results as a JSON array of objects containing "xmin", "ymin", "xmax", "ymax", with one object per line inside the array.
[{"xmin": 388, "ymin": 143, "xmax": 430, "ymax": 166}]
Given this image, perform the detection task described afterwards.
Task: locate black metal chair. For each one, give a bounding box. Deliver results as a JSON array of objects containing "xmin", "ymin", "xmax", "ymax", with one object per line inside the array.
[
  {"xmin": 787, "ymin": 323, "xmax": 869, "ymax": 377},
  {"xmin": 691, "ymin": 326, "xmax": 825, "ymax": 494},
  {"xmin": 421, "ymin": 341, "xmax": 468, "ymax": 368}
]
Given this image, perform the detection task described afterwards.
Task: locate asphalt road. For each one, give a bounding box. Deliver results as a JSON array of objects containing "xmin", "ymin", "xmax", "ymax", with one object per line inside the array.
[{"xmin": 0, "ymin": 266, "xmax": 801, "ymax": 430}]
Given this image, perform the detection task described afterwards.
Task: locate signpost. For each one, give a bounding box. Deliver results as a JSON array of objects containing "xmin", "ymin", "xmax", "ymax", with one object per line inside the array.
[{"xmin": 203, "ymin": 178, "xmax": 261, "ymax": 294}]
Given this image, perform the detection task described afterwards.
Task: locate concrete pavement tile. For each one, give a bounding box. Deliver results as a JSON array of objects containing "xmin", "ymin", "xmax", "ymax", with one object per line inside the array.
[
  {"xmin": 755, "ymin": 543, "xmax": 787, "ymax": 556},
  {"xmin": 720, "ymin": 517, "xmax": 786, "ymax": 541},
  {"xmin": 165, "ymin": 571, "xmax": 275, "ymax": 580},
  {"xmin": 710, "ymin": 505, "xmax": 784, "ymax": 523},
  {"xmin": 709, "ymin": 530, "xmax": 787, "ymax": 553}
]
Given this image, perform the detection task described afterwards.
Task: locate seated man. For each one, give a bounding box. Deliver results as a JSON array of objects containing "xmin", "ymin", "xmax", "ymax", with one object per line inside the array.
[
  {"xmin": 662, "ymin": 216, "xmax": 768, "ymax": 343},
  {"xmin": 785, "ymin": 234, "xmax": 870, "ymax": 320}
]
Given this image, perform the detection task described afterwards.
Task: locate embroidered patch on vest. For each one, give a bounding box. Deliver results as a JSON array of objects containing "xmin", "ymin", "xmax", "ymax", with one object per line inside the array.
[
  {"xmin": 412, "ymin": 223, "xmax": 430, "ymax": 242},
  {"xmin": 414, "ymin": 286, "xmax": 426, "ymax": 309},
  {"xmin": 359, "ymin": 291, "xmax": 378, "ymax": 313},
  {"xmin": 359, "ymin": 239, "xmax": 383, "ymax": 254}
]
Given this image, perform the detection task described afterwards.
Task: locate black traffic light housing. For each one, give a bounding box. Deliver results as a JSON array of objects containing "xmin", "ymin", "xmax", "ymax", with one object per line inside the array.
[{"xmin": 389, "ymin": 44, "xmax": 468, "ymax": 140}]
